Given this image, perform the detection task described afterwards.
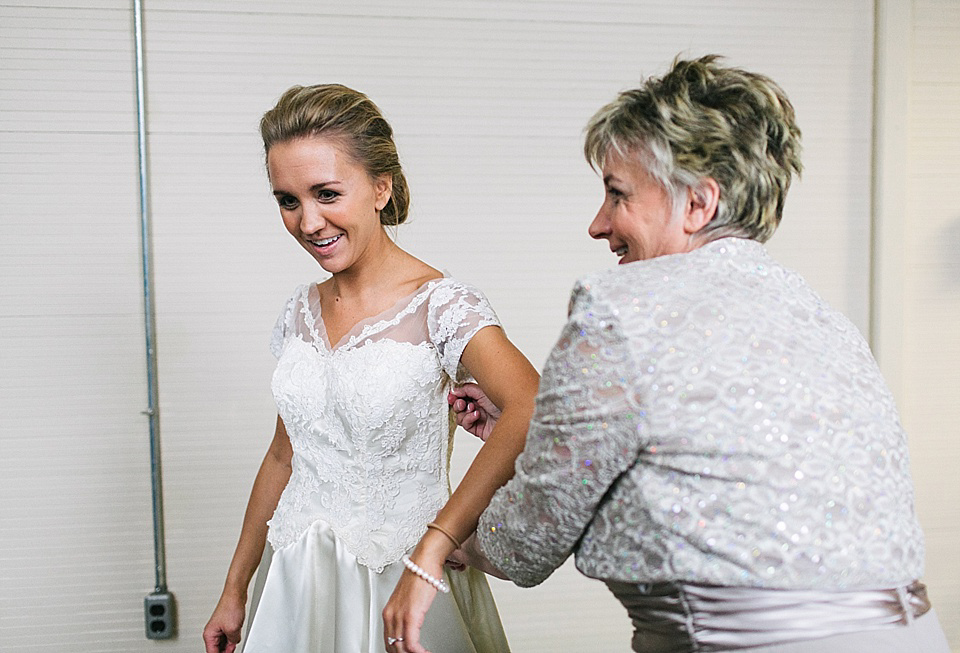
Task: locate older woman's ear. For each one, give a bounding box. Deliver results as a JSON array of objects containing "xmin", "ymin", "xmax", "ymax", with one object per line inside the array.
[{"xmin": 682, "ymin": 178, "xmax": 720, "ymax": 235}]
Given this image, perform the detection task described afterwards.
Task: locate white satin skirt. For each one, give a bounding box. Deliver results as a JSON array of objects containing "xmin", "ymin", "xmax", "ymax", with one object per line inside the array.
[{"xmin": 242, "ymin": 520, "xmax": 510, "ymax": 653}]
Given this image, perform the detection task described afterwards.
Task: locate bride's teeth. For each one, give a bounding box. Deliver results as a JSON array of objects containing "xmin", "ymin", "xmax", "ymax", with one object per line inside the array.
[{"xmin": 315, "ymin": 235, "xmax": 340, "ymax": 246}]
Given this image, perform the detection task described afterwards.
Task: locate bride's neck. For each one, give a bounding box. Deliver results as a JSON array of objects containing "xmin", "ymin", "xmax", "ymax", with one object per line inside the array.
[{"xmin": 328, "ymin": 233, "xmax": 406, "ymax": 302}]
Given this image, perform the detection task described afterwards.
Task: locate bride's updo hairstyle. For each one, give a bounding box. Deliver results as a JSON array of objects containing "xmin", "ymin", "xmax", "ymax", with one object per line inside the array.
[{"xmin": 260, "ymin": 84, "xmax": 411, "ymax": 226}]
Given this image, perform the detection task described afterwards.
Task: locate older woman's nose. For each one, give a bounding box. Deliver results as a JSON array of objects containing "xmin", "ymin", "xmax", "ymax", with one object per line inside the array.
[{"xmin": 588, "ymin": 209, "xmax": 610, "ymax": 240}]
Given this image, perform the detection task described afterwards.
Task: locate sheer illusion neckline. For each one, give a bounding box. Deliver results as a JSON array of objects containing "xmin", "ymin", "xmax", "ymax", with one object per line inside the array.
[{"xmin": 302, "ymin": 275, "xmax": 448, "ymax": 352}]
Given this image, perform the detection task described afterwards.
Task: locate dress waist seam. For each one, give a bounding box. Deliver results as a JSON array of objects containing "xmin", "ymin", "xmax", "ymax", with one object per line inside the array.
[
  {"xmin": 605, "ymin": 580, "xmax": 932, "ymax": 652},
  {"xmin": 268, "ymin": 515, "xmax": 426, "ymax": 573}
]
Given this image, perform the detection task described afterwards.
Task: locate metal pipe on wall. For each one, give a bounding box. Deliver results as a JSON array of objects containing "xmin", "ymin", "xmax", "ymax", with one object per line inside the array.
[
  {"xmin": 132, "ymin": 0, "xmax": 176, "ymax": 639},
  {"xmin": 868, "ymin": 0, "xmax": 910, "ymax": 400}
]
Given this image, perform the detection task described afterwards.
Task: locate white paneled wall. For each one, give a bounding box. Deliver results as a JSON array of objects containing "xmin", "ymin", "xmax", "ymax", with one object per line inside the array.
[
  {"xmin": 0, "ymin": 3, "xmax": 155, "ymax": 652},
  {"xmin": 900, "ymin": 0, "xmax": 960, "ymax": 645},
  {"xmin": 3, "ymin": 1, "xmax": 954, "ymax": 652}
]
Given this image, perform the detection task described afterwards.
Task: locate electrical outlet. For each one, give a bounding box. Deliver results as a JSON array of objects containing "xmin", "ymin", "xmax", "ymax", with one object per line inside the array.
[{"xmin": 144, "ymin": 591, "xmax": 176, "ymax": 640}]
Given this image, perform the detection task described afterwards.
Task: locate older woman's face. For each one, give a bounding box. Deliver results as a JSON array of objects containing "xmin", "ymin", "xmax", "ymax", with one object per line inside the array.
[{"xmin": 588, "ymin": 154, "xmax": 689, "ymax": 264}]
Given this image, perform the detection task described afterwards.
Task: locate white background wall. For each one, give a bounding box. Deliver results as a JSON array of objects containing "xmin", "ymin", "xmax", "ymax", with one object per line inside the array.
[
  {"xmin": 0, "ymin": 0, "xmax": 955, "ymax": 650},
  {"xmin": 898, "ymin": 0, "xmax": 960, "ymax": 644}
]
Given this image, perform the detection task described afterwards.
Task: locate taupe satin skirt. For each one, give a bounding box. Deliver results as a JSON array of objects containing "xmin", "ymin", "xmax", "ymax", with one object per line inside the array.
[{"xmin": 605, "ymin": 580, "xmax": 950, "ymax": 653}]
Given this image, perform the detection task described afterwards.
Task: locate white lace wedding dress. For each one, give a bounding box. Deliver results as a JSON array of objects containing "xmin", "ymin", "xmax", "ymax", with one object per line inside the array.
[{"xmin": 242, "ymin": 277, "xmax": 511, "ymax": 653}]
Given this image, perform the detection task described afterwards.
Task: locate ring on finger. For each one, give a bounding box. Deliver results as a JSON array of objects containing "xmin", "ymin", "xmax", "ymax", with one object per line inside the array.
[{"xmin": 387, "ymin": 636, "xmax": 404, "ymax": 645}]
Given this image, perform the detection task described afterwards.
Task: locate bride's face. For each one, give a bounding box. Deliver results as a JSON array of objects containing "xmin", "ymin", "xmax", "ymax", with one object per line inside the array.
[{"xmin": 267, "ymin": 135, "xmax": 392, "ymax": 274}]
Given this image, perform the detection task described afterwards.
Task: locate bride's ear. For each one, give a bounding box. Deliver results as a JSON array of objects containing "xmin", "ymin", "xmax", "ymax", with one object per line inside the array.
[
  {"xmin": 374, "ymin": 174, "xmax": 393, "ymax": 212},
  {"xmin": 682, "ymin": 178, "xmax": 719, "ymax": 235}
]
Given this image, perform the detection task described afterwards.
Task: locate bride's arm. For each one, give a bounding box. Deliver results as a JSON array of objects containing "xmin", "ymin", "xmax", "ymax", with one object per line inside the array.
[
  {"xmin": 434, "ymin": 325, "xmax": 539, "ymax": 540},
  {"xmin": 382, "ymin": 325, "xmax": 538, "ymax": 653},
  {"xmin": 203, "ymin": 416, "xmax": 292, "ymax": 653}
]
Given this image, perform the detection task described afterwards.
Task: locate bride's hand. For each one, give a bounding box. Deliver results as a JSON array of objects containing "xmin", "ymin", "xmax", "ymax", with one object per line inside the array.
[
  {"xmin": 202, "ymin": 593, "xmax": 245, "ymax": 653},
  {"xmin": 448, "ymin": 383, "xmax": 501, "ymax": 442},
  {"xmin": 382, "ymin": 531, "xmax": 454, "ymax": 653}
]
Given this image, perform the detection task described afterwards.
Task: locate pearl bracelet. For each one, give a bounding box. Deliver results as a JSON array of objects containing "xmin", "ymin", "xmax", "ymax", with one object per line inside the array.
[{"xmin": 401, "ymin": 555, "xmax": 450, "ymax": 594}]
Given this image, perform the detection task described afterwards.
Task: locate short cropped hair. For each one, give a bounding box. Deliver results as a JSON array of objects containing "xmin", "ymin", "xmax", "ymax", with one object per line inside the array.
[
  {"xmin": 260, "ymin": 84, "xmax": 410, "ymax": 226},
  {"xmin": 584, "ymin": 55, "xmax": 802, "ymax": 243}
]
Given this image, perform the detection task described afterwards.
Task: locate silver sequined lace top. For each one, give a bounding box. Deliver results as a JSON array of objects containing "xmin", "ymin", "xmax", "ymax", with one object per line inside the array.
[{"xmin": 478, "ymin": 238, "xmax": 924, "ymax": 590}]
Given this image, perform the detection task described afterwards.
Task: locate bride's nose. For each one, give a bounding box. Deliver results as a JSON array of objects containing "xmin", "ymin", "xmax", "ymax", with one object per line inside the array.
[{"xmin": 299, "ymin": 204, "xmax": 326, "ymax": 235}]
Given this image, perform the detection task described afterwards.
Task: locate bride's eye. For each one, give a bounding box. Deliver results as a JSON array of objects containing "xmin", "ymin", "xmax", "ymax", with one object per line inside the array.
[
  {"xmin": 317, "ymin": 189, "xmax": 340, "ymax": 202},
  {"xmin": 276, "ymin": 194, "xmax": 299, "ymax": 210}
]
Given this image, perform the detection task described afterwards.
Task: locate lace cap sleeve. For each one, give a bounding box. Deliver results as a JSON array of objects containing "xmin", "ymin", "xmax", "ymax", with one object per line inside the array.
[
  {"xmin": 269, "ymin": 285, "xmax": 305, "ymax": 359},
  {"xmin": 477, "ymin": 277, "xmax": 644, "ymax": 587},
  {"xmin": 427, "ymin": 279, "xmax": 501, "ymax": 381}
]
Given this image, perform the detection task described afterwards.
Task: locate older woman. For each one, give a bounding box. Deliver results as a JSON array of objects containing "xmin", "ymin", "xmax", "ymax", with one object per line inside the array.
[{"xmin": 435, "ymin": 56, "xmax": 950, "ymax": 652}]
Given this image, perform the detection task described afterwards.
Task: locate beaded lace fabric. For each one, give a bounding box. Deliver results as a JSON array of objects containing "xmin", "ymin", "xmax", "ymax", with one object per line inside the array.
[
  {"xmin": 267, "ymin": 277, "xmax": 499, "ymax": 572},
  {"xmin": 479, "ymin": 238, "xmax": 924, "ymax": 590}
]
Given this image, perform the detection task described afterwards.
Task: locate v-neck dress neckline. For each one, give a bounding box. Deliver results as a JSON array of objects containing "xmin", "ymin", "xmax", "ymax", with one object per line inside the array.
[{"xmin": 303, "ymin": 275, "xmax": 448, "ymax": 352}]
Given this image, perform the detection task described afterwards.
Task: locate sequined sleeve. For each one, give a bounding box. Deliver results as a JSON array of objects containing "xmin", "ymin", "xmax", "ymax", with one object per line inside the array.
[{"xmin": 477, "ymin": 280, "xmax": 645, "ymax": 587}]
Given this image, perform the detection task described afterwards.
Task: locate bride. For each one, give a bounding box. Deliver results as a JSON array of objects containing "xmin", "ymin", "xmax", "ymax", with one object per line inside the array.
[{"xmin": 202, "ymin": 84, "xmax": 538, "ymax": 653}]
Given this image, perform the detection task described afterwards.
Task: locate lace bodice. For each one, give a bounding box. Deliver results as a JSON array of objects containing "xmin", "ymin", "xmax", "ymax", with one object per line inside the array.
[
  {"xmin": 479, "ymin": 238, "xmax": 924, "ymax": 590},
  {"xmin": 267, "ymin": 277, "xmax": 499, "ymax": 572}
]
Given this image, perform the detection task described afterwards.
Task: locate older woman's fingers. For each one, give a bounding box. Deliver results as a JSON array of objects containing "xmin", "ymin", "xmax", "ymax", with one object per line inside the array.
[
  {"xmin": 452, "ymin": 382, "xmax": 483, "ymax": 400},
  {"xmin": 445, "ymin": 547, "xmax": 468, "ymax": 569},
  {"xmin": 456, "ymin": 411, "xmax": 481, "ymax": 431},
  {"xmin": 444, "ymin": 556, "xmax": 466, "ymax": 571},
  {"xmin": 452, "ymin": 403, "xmax": 474, "ymax": 426}
]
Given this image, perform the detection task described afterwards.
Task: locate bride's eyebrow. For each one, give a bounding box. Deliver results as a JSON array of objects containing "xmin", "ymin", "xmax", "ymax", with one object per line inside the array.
[
  {"xmin": 271, "ymin": 180, "xmax": 342, "ymax": 197},
  {"xmin": 309, "ymin": 181, "xmax": 342, "ymax": 192}
]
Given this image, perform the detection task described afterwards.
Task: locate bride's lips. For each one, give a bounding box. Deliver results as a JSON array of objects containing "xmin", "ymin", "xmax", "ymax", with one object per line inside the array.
[{"xmin": 308, "ymin": 234, "xmax": 343, "ymax": 255}]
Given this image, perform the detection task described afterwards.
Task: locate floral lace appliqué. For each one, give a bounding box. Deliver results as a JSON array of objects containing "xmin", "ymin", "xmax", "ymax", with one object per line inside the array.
[{"xmin": 267, "ymin": 278, "xmax": 500, "ymax": 572}]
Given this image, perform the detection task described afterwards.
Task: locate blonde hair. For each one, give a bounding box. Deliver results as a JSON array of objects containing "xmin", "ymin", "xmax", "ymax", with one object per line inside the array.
[
  {"xmin": 584, "ymin": 55, "xmax": 802, "ymax": 243},
  {"xmin": 260, "ymin": 84, "xmax": 410, "ymax": 226}
]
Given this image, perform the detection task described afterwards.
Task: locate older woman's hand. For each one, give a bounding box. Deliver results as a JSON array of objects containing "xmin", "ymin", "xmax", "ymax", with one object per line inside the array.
[
  {"xmin": 447, "ymin": 533, "xmax": 509, "ymax": 580},
  {"xmin": 447, "ymin": 383, "xmax": 501, "ymax": 441}
]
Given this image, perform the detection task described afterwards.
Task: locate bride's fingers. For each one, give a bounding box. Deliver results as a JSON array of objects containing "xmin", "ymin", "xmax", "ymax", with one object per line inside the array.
[{"xmin": 400, "ymin": 629, "xmax": 428, "ymax": 653}]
